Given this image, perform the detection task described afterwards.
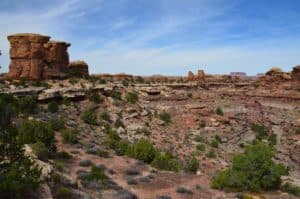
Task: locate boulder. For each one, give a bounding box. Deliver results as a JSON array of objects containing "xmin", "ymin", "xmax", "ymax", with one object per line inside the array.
[{"xmin": 291, "ymin": 65, "xmax": 300, "ymax": 81}]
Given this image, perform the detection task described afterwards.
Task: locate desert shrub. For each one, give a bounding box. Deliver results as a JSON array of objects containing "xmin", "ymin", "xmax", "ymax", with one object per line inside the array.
[
  {"xmin": 48, "ymin": 100, "xmax": 59, "ymax": 113},
  {"xmin": 114, "ymin": 118, "xmax": 125, "ymax": 128},
  {"xmin": 206, "ymin": 149, "xmax": 216, "ymax": 158},
  {"xmin": 115, "ymin": 140, "xmax": 131, "ymax": 156},
  {"xmin": 61, "ymin": 128, "xmax": 78, "ymax": 144},
  {"xmin": 250, "ymin": 123, "xmax": 267, "ymax": 140},
  {"xmin": 281, "ymin": 183, "xmax": 300, "ymax": 197},
  {"xmin": 151, "ymin": 152, "xmax": 180, "ymax": 172},
  {"xmin": 81, "ymin": 110, "xmax": 97, "ymax": 125},
  {"xmin": 127, "ymin": 139, "xmax": 157, "ymax": 163},
  {"xmin": 215, "ymin": 107, "xmax": 224, "ymax": 116},
  {"xmin": 196, "ymin": 143, "xmax": 206, "ymax": 151},
  {"xmin": 296, "ymin": 128, "xmax": 300, "ymax": 135},
  {"xmin": 268, "ymin": 133, "xmax": 277, "ymax": 146},
  {"xmin": 18, "ymin": 120, "xmax": 55, "ymax": 152},
  {"xmin": 111, "ymin": 90, "xmax": 121, "ymax": 100},
  {"xmin": 126, "ymin": 92, "xmax": 139, "ymax": 104},
  {"xmin": 212, "ymin": 142, "xmax": 288, "ymax": 192},
  {"xmin": 122, "ymin": 80, "xmax": 129, "ymax": 87},
  {"xmin": 187, "ymin": 92, "xmax": 192, "ymax": 98},
  {"xmin": 101, "ymin": 111, "xmax": 111, "ymax": 122},
  {"xmin": 159, "ymin": 111, "xmax": 171, "ymax": 123},
  {"xmin": 86, "ymin": 89, "xmax": 102, "ymax": 103},
  {"xmin": 54, "ymin": 161, "xmax": 65, "ymax": 172},
  {"xmin": 56, "ymin": 187, "xmax": 71, "ymax": 198},
  {"xmin": 31, "ymin": 81, "xmax": 50, "ymax": 88},
  {"xmin": 56, "ymin": 151, "xmax": 72, "ymax": 160},
  {"xmin": 210, "ymin": 139, "xmax": 219, "ymax": 148},
  {"xmin": 0, "ymin": 94, "xmax": 41, "ymax": 198},
  {"xmin": 86, "ymin": 166, "xmax": 108, "ymax": 184},
  {"xmin": 104, "ymin": 128, "xmax": 121, "ymax": 149},
  {"xmin": 30, "ymin": 141, "xmax": 49, "ymax": 161},
  {"xmin": 62, "ymin": 97, "xmax": 70, "ymax": 106},
  {"xmin": 18, "ymin": 96, "xmax": 37, "ymax": 114},
  {"xmin": 49, "ymin": 117, "xmax": 65, "ymax": 131},
  {"xmin": 185, "ymin": 156, "xmax": 199, "ymax": 174},
  {"xmin": 199, "ymin": 120, "xmax": 206, "ymax": 128},
  {"xmin": 195, "ymin": 135, "xmax": 205, "ymax": 143},
  {"xmin": 176, "ymin": 187, "xmax": 193, "ymax": 194}
]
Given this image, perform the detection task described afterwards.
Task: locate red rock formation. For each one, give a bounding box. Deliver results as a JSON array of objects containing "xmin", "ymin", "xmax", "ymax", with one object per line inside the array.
[
  {"xmin": 8, "ymin": 33, "xmax": 50, "ymax": 80},
  {"xmin": 187, "ymin": 71, "xmax": 195, "ymax": 81},
  {"xmin": 68, "ymin": 61, "xmax": 89, "ymax": 77},
  {"xmin": 8, "ymin": 33, "xmax": 72, "ymax": 80}
]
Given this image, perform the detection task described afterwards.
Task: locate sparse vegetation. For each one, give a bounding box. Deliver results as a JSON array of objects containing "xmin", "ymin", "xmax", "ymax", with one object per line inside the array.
[
  {"xmin": 281, "ymin": 183, "xmax": 300, "ymax": 197},
  {"xmin": 101, "ymin": 111, "xmax": 111, "ymax": 122},
  {"xmin": 206, "ymin": 149, "xmax": 216, "ymax": 158},
  {"xmin": 86, "ymin": 89, "xmax": 102, "ymax": 103},
  {"xmin": 215, "ymin": 107, "xmax": 224, "ymax": 116},
  {"xmin": 30, "ymin": 141, "xmax": 49, "ymax": 161},
  {"xmin": 61, "ymin": 128, "xmax": 78, "ymax": 144},
  {"xmin": 184, "ymin": 156, "xmax": 199, "ymax": 174},
  {"xmin": 48, "ymin": 100, "xmax": 59, "ymax": 113},
  {"xmin": 251, "ymin": 123, "xmax": 267, "ymax": 140},
  {"xmin": 212, "ymin": 142, "xmax": 288, "ymax": 192},
  {"xmin": 159, "ymin": 111, "xmax": 171, "ymax": 123},
  {"xmin": 151, "ymin": 152, "xmax": 180, "ymax": 172},
  {"xmin": 86, "ymin": 165, "xmax": 108, "ymax": 184},
  {"xmin": 56, "ymin": 187, "xmax": 71, "ymax": 198},
  {"xmin": 196, "ymin": 143, "xmax": 206, "ymax": 151},
  {"xmin": 49, "ymin": 117, "xmax": 65, "ymax": 131},
  {"xmin": 126, "ymin": 92, "xmax": 139, "ymax": 104},
  {"xmin": 81, "ymin": 109, "xmax": 97, "ymax": 125},
  {"xmin": 18, "ymin": 96, "xmax": 37, "ymax": 114},
  {"xmin": 127, "ymin": 138, "xmax": 157, "ymax": 163}
]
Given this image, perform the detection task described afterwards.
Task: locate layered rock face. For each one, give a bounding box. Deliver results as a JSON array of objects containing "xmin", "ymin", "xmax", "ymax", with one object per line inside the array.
[
  {"xmin": 8, "ymin": 33, "xmax": 73, "ymax": 80},
  {"xmin": 68, "ymin": 61, "xmax": 89, "ymax": 77},
  {"xmin": 8, "ymin": 33, "xmax": 50, "ymax": 80}
]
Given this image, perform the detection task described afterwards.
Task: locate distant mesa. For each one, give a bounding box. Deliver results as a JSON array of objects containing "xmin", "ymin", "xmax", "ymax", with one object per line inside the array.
[{"xmin": 7, "ymin": 33, "xmax": 89, "ymax": 80}]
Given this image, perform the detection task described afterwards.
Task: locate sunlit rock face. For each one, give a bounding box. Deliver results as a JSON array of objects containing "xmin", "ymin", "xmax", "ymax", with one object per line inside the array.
[{"xmin": 8, "ymin": 33, "xmax": 71, "ymax": 80}]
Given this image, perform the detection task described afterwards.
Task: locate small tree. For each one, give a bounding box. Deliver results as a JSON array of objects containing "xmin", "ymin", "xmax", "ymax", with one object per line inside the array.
[{"xmin": 212, "ymin": 142, "xmax": 288, "ymax": 192}]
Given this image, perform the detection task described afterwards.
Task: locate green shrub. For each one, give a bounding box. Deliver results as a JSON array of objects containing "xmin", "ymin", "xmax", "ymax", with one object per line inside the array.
[
  {"xmin": 151, "ymin": 152, "xmax": 180, "ymax": 172},
  {"xmin": 195, "ymin": 135, "xmax": 205, "ymax": 143},
  {"xmin": 122, "ymin": 80, "xmax": 129, "ymax": 87},
  {"xmin": 212, "ymin": 142, "xmax": 288, "ymax": 192},
  {"xmin": 101, "ymin": 111, "xmax": 111, "ymax": 122},
  {"xmin": 86, "ymin": 89, "xmax": 102, "ymax": 103},
  {"xmin": 268, "ymin": 133, "xmax": 277, "ymax": 146},
  {"xmin": 56, "ymin": 187, "xmax": 71, "ymax": 198},
  {"xmin": 62, "ymin": 97, "xmax": 70, "ymax": 106},
  {"xmin": 111, "ymin": 90, "xmax": 121, "ymax": 100},
  {"xmin": 185, "ymin": 156, "xmax": 199, "ymax": 174},
  {"xmin": 31, "ymin": 81, "xmax": 50, "ymax": 88},
  {"xmin": 128, "ymin": 139, "xmax": 157, "ymax": 163},
  {"xmin": 18, "ymin": 97, "xmax": 37, "ymax": 114},
  {"xmin": 30, "ymin": 141, "xmax": 49, "ymax": 161},
  {"xmin": 104, "ymin": 128, "xmax": 121, "ymax": 149},
  {"xmin": 210, "ymin": 139, "xmax": 219, "ymax": 148},
  {"xmin": 49, "ymin": 117, "xmax": 65, "ymax": 131},
  {"xmin": 215, "ymin": 107, "xmax": 224, "ymax": 116},
  {"xmin": 54, "ymin": 161, "xmax": 65, "ymax": 172},
  {"xmin": 199, "ymin": 120, "xmax": 206, "ymax": 128},
  {"xmin": 250, "ymin": 123, "xmax": 267, "ymax": 140},
  {"xmin": 159, "ymin": 111, "xmax": 171, "ymax": 123},
  {"xmin": 56, "ymin": 151, "xmax": 72, "ymax": 160},
  {"xmin": 296, "ymin": 128, "xmax": 300, "ymax": 135},
  {"xmin": 86, "ymin": 166, "xmax": 108, "ymax": 184},
  {"xmin": 18, "ymin": 120, "xmax": 55, "ymax": 152},
  {"xmin": 115, "ymin": 140, "xmax": 130, "ymax": 156},
  {"xmin": 48, "ymin": 100, "xmax": 59, "ymax": 113},
  {"xmin": 61, "ymin": 128, "xmax": 78, "ymax": 144},
  {"xmin": 281, "ymin": 183, "xmax": 300, "ymax": 197},
  {"xmin": 0, "ymin": 94, "xmax": 41, "ymax": 198},
  {"xmin": 196, "ymin": 143, "xmax": 206, "ymax": 151},
  {"xmin": 125, "ymin": 92, "xmax": 139, "ymax": 104},
  {"xmin": 206, "ymin": 149, "xmax": 216, "ymax": 158},
  {"xmin": 114, "ymin": 118, "xmax": 125, "ymax": 128},
  {"xmin": 187, "ymin": 92, "xmax": 192, "ymax": 98},
  {"xmin": 81, "ymin": 110, "xmax": 97, "ymax": 125}
]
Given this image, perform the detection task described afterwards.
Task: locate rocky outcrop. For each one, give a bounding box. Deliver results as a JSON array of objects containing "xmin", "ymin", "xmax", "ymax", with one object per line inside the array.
[
  {"xmin": 43, "ymin": 41, "xmax": 70, "ymax": 79},
  {"xmin": 187, "ymin": 70, "xmax": 205, "ymax": 81},
  {"xmin": 187, "ymin": 71, "xmax": 195, "ymax": 81},
  {"xmin": 68, "ymin": 61, "xmax": 89, "ymax": 77},
  {"xmin": 291, "ymin": 66, "xmax": 300, "ymax": 90},
  {"xmin": 8, "ymin": 33, "xmax": 50, "ymax": 80},
  {"xmin": 7, "ymin": 33, "xmax": 83, "ymax": 80}
]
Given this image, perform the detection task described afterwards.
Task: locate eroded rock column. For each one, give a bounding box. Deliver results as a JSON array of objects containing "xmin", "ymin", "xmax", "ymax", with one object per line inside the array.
[{"xmin": 8, "ymin": 33, "xmax": 50, "ymax": 80}]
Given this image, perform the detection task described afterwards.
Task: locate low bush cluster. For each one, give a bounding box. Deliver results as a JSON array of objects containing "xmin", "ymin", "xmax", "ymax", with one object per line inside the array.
[
  {"xmin": 125, "ymin": 92, "xmax": 139, "ymax": 104},
  {"xmin": 61, "ymin": 128, "xmax": 78, "ymax": 144},
  {"xmin": 81, "ymin": 110, "xmax": 98, "ymax": 125},
  {"xmin": 159, "ymin": 111, "xmax": 171, "ymax": 123},
  {"xmin": 48, "ymin": 100, "xmax": 59, "ymax": 113}
]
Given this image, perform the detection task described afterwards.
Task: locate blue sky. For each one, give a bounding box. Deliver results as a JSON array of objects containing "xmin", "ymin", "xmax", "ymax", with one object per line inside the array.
[{"xmin": 0, "ymin": 0, "xmax": 300, "ymax": 75}]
